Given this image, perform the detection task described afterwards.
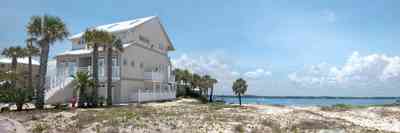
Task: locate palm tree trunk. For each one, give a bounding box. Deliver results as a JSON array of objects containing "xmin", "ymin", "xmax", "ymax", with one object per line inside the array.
[
  {"xmin": 36, "ymin": 42, "xmax": 49, "ymax": 109},
  {"xmin": 11, "ymin": 57, "xmax": 17, "ymax": 87},
  {"xmin": 28, "ymin": 55, "xmax": 33, "ymax": 92},
  {"xmin": 209, "ymin": 86, "xmax": 214, "ymax": 102},
  {"xmin": 16, "ymin": 104, "xmax": 23, "ymax": 111},
  {"xmin": 91, "ymin": 44, "xmax": 99, "ymax": 106},
  {"xmin": 238, "ymin": 93, "xmax": 242, "ymax": 106},
  {"xmin": 105, "ymin": 46, "xmax": 113, "ymax": 105}
]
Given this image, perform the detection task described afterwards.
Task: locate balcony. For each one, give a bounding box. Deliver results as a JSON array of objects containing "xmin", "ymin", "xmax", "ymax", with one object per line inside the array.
[{"xmin": 144, "ymin": 72, "xmax": 163, "ymax": 82}]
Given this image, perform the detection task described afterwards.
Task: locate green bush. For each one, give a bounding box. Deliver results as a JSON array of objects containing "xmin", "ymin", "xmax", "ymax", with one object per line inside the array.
[{"xmin": 0, "ymin": 82, "xmax": 33, "ymax": 111}]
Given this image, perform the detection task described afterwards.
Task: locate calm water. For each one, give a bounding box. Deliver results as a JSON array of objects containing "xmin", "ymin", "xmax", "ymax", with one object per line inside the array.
[{"xmin": 214, "ymin": 96, "xmax": 399, "ymax": 106}]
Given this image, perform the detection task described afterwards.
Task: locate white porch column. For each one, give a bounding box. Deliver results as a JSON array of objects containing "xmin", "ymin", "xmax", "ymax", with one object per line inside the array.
[
  {"xmin": 159, "ymin": 83, "xmax": 162, "ymax": 100},
  {"xmin": 138, "ymin": 88, "xmax": 141, "ymax": 104},
  {"xmin": 153, "ymin": 82, "xmax": 156, "ymax": 101}
]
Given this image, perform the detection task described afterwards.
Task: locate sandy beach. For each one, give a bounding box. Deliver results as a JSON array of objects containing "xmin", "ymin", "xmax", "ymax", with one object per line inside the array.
[{"xmin": 0, "ymin": 98, "xmax": 399, "ymax": 133}]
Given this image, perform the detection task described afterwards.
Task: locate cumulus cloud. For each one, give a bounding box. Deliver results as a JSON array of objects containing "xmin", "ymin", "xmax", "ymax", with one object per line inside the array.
[
  {"xmin": 243, "ymin": 68, "xmax": 271, "ymax": 79},
  {"xmin": 172, "ymin": 54, "xmax": 271, "ymax": 94},
  {"xmin": 289, "ymin": 51, "xmax": 400, "ymax": 90}
]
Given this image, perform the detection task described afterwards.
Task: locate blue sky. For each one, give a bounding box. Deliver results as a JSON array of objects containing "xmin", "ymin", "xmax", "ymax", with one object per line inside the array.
[{"xmin": 1, "ymin": 0, "xmax": 400, "ymax": 96}]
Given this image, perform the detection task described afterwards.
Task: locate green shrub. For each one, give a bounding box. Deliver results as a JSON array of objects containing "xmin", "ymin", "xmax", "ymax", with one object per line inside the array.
[
  {"xmin": 0, "ymin": 83, "xmax": 33, "ymax": 111},
  {"xmin": 234, "ymin": 124, "xmax": 245, "ymax": 133}
]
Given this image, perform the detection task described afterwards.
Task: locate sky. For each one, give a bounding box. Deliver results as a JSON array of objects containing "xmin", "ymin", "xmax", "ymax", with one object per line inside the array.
[{"xmin": 1, "ymin": 0, "xmax": 400, "ymax": 96}]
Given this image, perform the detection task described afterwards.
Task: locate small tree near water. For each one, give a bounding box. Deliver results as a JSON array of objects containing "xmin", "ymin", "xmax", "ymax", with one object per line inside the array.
[{"xmin": 232, "ymin": 78, "xmax": 248, "ymax": 106}]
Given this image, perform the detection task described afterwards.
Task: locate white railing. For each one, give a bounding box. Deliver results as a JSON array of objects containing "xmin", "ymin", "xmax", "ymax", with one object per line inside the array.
[
  {"xmin": 144, "ymin": 72, "xmax": 163, "ymax": 81},
  {"xmin": 45, "ymin": 75, "xmax": 73, "ymax": 102},
  {"xmin": 78, "ymin": 66, "xmax": 91, "ymax": 73},
  {"xmin": 126, "ymin": 86, "xmax": 176, "ymax": 103}
]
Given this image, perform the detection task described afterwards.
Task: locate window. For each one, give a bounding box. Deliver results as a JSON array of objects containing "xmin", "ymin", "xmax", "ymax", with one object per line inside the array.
[
  {"xmin": 159, "ymin": 43, "xmax": 164, "ymax": 50},
  {"xmin": 131, "ymin": 61, "xmax": 135, "ymax": 68},
  {"xmin": 123, "ymin": 59, "xmax": 127, "ymax": 66},
  {"xmin": 112, "ymin": 58, "xmax": 118, "ymax": 77},
  {"xmin": 140, "ymin": 62, "xmax": 144, "ymax": 69},
  {"xmin": 139, "ymin": 35, "xmax": 150, "ymax": 44},
  {"xmin": 98, "ymin": 59, "xmax": 104, "ymax": 77}
]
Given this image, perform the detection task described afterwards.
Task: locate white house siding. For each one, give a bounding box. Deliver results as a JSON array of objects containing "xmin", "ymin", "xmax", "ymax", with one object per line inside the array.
[
  {"xmin": 46, "ymin": 16, "xmax": 175, "ymax": 104},
  {"xmin": 118, "ymin": 17, "xmax": 173, "ymax": 103}
]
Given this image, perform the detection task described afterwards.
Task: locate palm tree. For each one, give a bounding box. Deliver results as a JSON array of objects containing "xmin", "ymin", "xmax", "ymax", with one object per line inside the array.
[
  {"xmin": 82, "ymin": 29, "xmax": 111, "ymax": 105},
  {"xmin": 2, "ymin": 46, "xmax": 25, "ymax": 86},
  {"xmin": 202, "ymin": 75, "xmax": 212, "ymax": 97},
  {"xmin": 27, "ymin": 15, "xmax": 69, "ymax": 109},
  {"xmin": 232, "ymin": 78, "xmax": 248, "ymax": 106},
  {"xmin": 25, "ymin": 37, "xmax": 40, "ymax": 91},
  {"xmin": 182, "ymin": 69, "xmax": 192, "ymax": 87},
  {"xmin": 104, "ymin": 35, "xmax": 123, "ymax": 105},
  {"xmin": 209, "ymin": 78, "xmax": 218, "ymax": 102},
  {"xmin": 191, "ymin": 73, "xmax": 201, "ymax": 94},
  {"xmin": 71, "ymin": 72, "xmax": 95, "ymax": 108},
  {"xmin": 174, "ymin": 69, "xmax": 183, "ymax": 85}
]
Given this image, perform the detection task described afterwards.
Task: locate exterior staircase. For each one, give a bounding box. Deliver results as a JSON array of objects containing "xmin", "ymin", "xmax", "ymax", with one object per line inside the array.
[{"xmin": 45, "ymin": 76, "xmax": 75, "ymax": 104}]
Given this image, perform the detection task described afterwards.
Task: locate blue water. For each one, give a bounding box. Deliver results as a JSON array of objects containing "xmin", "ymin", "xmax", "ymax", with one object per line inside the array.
[{"xmin": 214, "ymin": 96, "xmax": 399, "ymax": 106}]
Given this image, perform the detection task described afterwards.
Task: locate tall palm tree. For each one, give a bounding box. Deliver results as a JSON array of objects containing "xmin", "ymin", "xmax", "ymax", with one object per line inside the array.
[
  {"xmin": 25, "ymin": 37, "xmax": 40, "ymax": 91},
  {"xmin": 2, "ymin": 46, "xmax": 25, "ymax": 86},
  {"xmin": 82, "ymin": 29, "xmax": 111, "ymax": 104},
  {"xmin": 232, "ymin": 78, "xmax": 248, "ymax": 106},
  {"xmin": 104, "ymin": 35, "xmax": 123, "ymax": 105},
  {"xmin": 191, "ymin": 73, "xmax": 201, "ymax": 93},
  {"xmin": 201, "ymin": 75, "xmax": 212, "ymax": 97},
  {"xmin": 27, "ymin": 15, "xmax": 69, "ymax": 109},
  {"xmin": 209, "ymin": 78, "xmax": 218, "ymax": 102}
]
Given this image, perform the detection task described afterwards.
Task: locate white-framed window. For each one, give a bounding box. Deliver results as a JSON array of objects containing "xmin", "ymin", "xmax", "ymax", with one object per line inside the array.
[
  {"xmin": 140, "ymin": 62, "xmax": 144, "ymax": 69},
  {"xmin": 112, "ymin": 58, "xmax": 119, "ymax": 77},
  {"xmin": 98, "ymin": 58, "xmax": 104, "ymax": 77},
  {"xmin": 123, "ymin": 59, "xmax": 127, "ymax": 66},
  {"xmin": 131, "ymin": 60, "xmax": 135, "ymax": 68},
  {"xmin": 159, "ymin": 43, "xmax": 164, "ymax": 50}
]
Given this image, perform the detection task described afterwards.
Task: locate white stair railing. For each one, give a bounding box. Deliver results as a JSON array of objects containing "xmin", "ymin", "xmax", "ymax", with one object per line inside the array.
[{"xmin": 45, "ymin": 75, "xmax": 73, "ymax": 102}]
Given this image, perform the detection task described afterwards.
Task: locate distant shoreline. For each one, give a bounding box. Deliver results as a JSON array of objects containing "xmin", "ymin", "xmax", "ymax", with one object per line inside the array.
[{"xmin": 215, "ymin": 95, "xmax": 400, "ymax": 99}]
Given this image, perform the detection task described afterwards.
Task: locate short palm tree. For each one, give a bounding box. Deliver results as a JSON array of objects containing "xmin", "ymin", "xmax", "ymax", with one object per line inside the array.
[
  {"xmin": 2, "ymin": 46, "xmax": 25, "ymax": 86},
  {"xmin": 104, "ymin": 35, "xmax": 123, "ymax": 105},
  {"xmin": 27, "ymin": 15, "xmax": 69, "ymax": 109},
  {"xmin": 72, "ymin": 72, "xmax": 95, "ymax": 108},
  {"xmin": 232, "ymin": 78, "xmax": 248, "ymax": 106},
  {"xmin": 82, "ymin": 29, "xmax": 111, "ymax": 104},
  {"xmin": 25, "ymin": 37, "xmax": 40, "ymax": 91}
]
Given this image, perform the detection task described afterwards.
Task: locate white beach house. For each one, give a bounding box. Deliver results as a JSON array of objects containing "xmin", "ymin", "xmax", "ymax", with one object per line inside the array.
[{"xmin": 45, "ymin": 16, "xmax": 176, "ymax": 104}]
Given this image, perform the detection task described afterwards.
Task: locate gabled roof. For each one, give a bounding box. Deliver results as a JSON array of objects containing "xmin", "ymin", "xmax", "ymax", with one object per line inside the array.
[
  {"xmin": 69, "ymin": 16, "xmax": 156, "ymax": 39},
  {"xmin": 0, "ymin": 57, "xmax": 40, "ymax": 65}
]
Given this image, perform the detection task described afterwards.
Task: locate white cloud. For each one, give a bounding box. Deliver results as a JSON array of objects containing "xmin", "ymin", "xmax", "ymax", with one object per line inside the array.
[
  {"xmin": 243, "ymin": 68, "xmax": 271, "ymax": 79},
  {"xmin": 289, "ymin": 51, "xmax": 400, "ymax": 90},
  {"xmin": 172, "ymin": 54, "xmax": 271, "ymax": 94}
]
